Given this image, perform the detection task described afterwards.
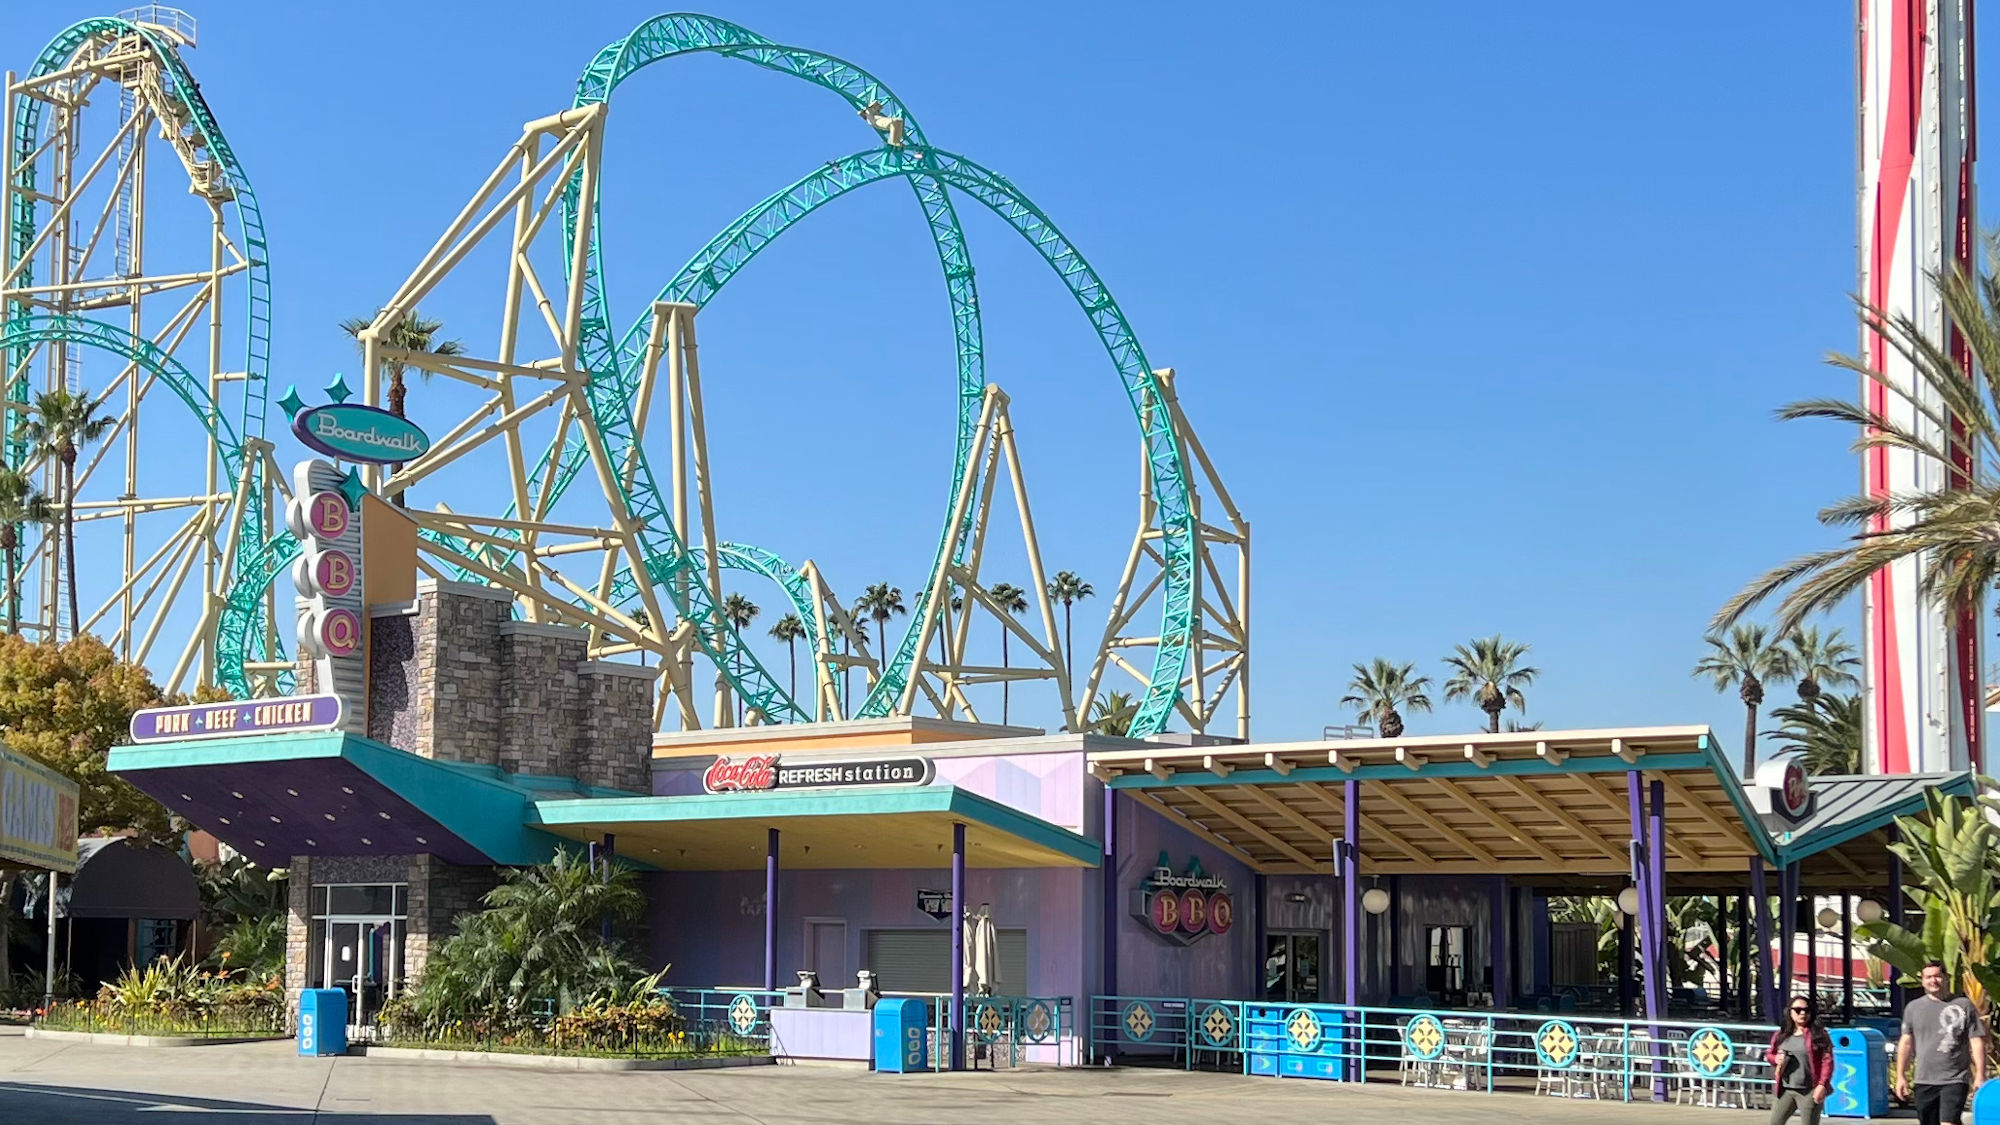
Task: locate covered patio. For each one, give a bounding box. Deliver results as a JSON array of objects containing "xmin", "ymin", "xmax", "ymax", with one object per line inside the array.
[{"xmin": 1086, "ymin": 726, "xmax": 1965, "ymax": 1026}]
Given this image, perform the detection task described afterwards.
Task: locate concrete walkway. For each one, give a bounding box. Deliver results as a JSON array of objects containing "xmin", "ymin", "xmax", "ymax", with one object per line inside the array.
[{"xmin": 0, "ymin": 1025, "xmax": 1774, "ymax": 1124}]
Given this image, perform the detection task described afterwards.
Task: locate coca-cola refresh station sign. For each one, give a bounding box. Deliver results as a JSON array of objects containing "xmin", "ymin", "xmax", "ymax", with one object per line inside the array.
[{"xmin": 703, "ymin": 754, "xmax": 936, "ymax": 794}]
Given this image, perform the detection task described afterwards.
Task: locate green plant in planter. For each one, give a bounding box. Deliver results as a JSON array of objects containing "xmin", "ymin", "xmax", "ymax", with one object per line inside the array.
[
  {"xmin": 1858, "ymin": 784, "xmax": 2000, "ymax": 1018},
  {"xmin": 406, "ymin": 849, "xmax": 646, "ymax": 1031}
]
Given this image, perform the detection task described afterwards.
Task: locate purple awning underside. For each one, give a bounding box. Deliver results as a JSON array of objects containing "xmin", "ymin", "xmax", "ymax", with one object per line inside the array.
[{"xmin": 121, "ymin": 757, "xmax": 487, "ymax": 868}]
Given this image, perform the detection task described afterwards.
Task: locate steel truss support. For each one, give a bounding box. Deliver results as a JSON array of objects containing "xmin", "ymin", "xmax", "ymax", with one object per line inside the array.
[
  {"xmin": 3, "ymin": 12, "xmax": 278, "ymax": 695},
  {"xmin": 1082, "ymin": 367, "xmax": 1250, "ymax": 738},
  {"xmin": 899, "ymin": 384, "xmax": 1074, "ymax": 731}
]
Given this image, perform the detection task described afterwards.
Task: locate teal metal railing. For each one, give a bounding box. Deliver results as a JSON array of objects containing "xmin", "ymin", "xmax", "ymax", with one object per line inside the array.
[
  {"xmin": 1090, "ymin": 996, "xmax": 1781, "ymax": 1107},
  {"xmin": 920, "ymin": 993, "xmax": 1075, "ymax": 1071},
  {"xmin": 656, "ymin": 987, "xmax": 785, "ymax": 1052}
]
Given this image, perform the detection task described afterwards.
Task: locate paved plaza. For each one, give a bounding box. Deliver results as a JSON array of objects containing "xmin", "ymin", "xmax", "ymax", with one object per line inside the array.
[{"xmin": 0, "ymin": 1026, "xmax": 1779, "ymax": 1125}]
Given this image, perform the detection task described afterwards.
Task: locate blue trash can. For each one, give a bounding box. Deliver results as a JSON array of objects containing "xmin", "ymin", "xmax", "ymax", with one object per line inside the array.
[
  {"xmin": 1827, "ymin": 1027, "xmax": 1888, "ymax": 1118},
  {"xmin": 872, "ymin": 998, "xmax": 928, "ymax": 1073},
  {"xmin": 1971, "ymin": 1079, "xmax": 2000, "ymax": 1125},
  {"xmin": 297, "ymin": 988, "xmax": 348, "ymax": 1057}
]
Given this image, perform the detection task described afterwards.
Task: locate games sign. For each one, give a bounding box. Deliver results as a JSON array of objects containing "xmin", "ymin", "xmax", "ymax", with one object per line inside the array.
[
  {"xmin": 0, "ymin": 742, "xmax": 79, "ymax": 872},
  {"xmin": 702, "ymin": 754, "xmax": 935, "ymax": 794},
  {"xmin": 288, "ymin": 459, "xmax": 367, "ymax": 734},
  {"xmin": 1130, "ymin": 852, "xmax": 1233, "ymax": 945}
]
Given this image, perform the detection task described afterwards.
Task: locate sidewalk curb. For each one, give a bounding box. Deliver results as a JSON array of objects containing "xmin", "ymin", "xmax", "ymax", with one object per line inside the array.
[
  {"xmin": 25, "ymin": 1026, "xmax": 287, "ymax": 1049},
  {"xmin": 355, "ymin": 1044, "xmax": 777, "ymax": 1072}
]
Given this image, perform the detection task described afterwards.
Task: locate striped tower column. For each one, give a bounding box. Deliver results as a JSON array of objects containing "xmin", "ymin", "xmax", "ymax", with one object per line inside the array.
[{"xmin": 1857, "ymin": 0, "xmax": 1982, "ymax": 774}]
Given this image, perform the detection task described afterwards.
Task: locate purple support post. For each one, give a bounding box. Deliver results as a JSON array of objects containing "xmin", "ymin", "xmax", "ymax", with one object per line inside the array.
[
  {"xmin": 1717, "ymin": 894, "xmax": 1731, "ymax": 1012},
  {"xmin": 1388, "ymin": 874, "xmax": 1402, "ymax": 999},
  {"xmin": 1102, "ymin": 786, "xmax": 1119, "ymax": 1000},
  {"xmin": 1625, "ymin": 772, "xmax": 1659, "ymax": 1018},
  {"xmin": 1736, "ymin": 895, "xmax": 1752, "ymax": 1022},
  {"xmin": 1778, "ymin": 863, "xmax": 1798, "ymax": 1005},
  {"xmin": 1618, "ymin": 912, "xmax": 1635, "ymax": 1015},
  {"xmin": 764, "ymin": 828, "xmax": 779, "ymax": 992},
  {"xmin": 600, "ymin": 833, "xmax": 616, "ymax": 944},
  {"xmin": 951, "ymin": 821, "xmax": 966, "ymax": 1071},
  {"xmin": 1647, "ymin": 778, "xmax": 1668, "ymax": 1099},
  {"xmin": 1344, "ymin": 778, "xmax": 1361, "ymax": 1007},
  {"xmin": 1888, "ymin": 831, "xmax": 1907, "ymax": 1013},
  {"xmin": 1841, "ymin": 893, "xmax": 1854, "ymax": 1023},
  {"xmin": 1751, "ymin": 860, "xmax": 1776, "ymax": 1022},
  {"xmin": 1488, "ymin": 875, "xmax": 1509, "ymax": 1010}
]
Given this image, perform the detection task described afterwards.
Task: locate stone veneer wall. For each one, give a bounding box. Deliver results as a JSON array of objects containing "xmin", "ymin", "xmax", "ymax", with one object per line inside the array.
[
  {"xmin": 307, "ymin": 581, "xmax": 651, "ymax": 792},
  {"xmin": 577, "ymin": 661, "xmax": 656, "ymax": 792},
  {"xmin": 404, "ymin": 854, "xmax": 501, "ymax": 984},
  {"xmin": 282, "ymin": 852, "xmax": 501, "ymax": 1025},
  {"xmin": 497, "ymin": 623, "xmax": 585, "ymax": 777}
]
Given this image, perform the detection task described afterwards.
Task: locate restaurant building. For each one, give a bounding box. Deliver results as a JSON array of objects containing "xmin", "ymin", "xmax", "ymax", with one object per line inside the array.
[{"xmin": 103, "ymin": 467, "xmax": 1958, "ymax": 1071}]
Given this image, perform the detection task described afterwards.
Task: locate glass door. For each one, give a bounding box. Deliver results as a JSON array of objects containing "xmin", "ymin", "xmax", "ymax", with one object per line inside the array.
[
  {"xmin": 321, "ymin": 918, "xmax": 395, "ymax": 1028},
  {"xmin": 1261, "ymin": 932, "xmax": 1323, "ymax": 1003}
]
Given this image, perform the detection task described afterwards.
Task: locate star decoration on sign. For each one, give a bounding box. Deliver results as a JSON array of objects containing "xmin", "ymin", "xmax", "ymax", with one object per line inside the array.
[
  {"xmin": 276, "ymin": 385, "xmax": 306, "ymax": 419},
  {"xmin": 336, "ymin": 467, "xmax": 368, "ymax": 511},
  {"xmin": 324, "ymin": 373, "xmax": 352, "ymax": 404}
]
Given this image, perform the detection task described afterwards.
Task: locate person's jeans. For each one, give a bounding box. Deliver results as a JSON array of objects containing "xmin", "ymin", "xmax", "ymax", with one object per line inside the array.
[{"xmin": 1770, "ymin": 1089, "xmax": 1822, "ymax": 1125}]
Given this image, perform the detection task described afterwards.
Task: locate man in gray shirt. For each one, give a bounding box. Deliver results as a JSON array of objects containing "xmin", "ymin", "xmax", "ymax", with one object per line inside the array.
[{"xmin": 1896, "ymin": 961, "xmax": 1988, "ymax": 1125}]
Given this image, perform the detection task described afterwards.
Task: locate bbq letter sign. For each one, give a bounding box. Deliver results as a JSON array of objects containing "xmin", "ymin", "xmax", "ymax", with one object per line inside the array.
[
  {"xmin": 288, "ymin": 460, "xmax": 367, "ymax": 733},
  {"xmin": 1130, "ymin": 852, "xmax": 1233, "ymax": 946}
]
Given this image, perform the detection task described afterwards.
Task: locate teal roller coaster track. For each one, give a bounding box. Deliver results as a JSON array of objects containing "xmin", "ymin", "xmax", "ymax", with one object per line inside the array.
[{"xmin": 201, "ymin": 12, "xmax": 1198, "ymax": 735}]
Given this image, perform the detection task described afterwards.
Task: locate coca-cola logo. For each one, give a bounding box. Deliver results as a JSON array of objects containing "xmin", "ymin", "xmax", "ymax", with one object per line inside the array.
[
  {"xmin": 704, "ymin": 755, "xmax": 778, "ymax": 793},
  {"xmin": 1781, "ymin": 761, "xmax": 1809, "ymax": 817}
]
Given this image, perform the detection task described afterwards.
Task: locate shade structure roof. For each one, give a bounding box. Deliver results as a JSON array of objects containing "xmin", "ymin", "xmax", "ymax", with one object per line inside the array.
[
  {"xmin": 1776, "ymin": 771, "xmax": 1975, "ymax": 889},
  {"xmin": 111, "ymin": 731, "xmax": 1098, "ymax": 874},
  {"xmin": 531, "ymin": 788, "xmax": 1101, "ymax": 871},
  {"xmin": 1087, "ymin": 726, "xmax": 1949, "ymax": 893}
]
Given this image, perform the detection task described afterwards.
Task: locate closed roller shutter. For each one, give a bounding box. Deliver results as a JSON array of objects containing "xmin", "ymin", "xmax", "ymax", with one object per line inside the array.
[{"xmin": 864, "ymin": 928, "xmax": 1029, "ymax": 994}]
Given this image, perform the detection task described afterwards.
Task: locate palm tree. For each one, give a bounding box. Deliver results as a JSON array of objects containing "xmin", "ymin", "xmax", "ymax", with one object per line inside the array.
[
  {"xmin": 1441, "ymin": 635, "xmax": 1538, "ymax": 734},
  {"xmin": 339, "ymin": 307, "xmax": 464, "ymax": 507},
  {"xmin": 1339, "ymin": 658, "xmax": 1434, "ymax": 738},
  {"xmin": 0, "ymin": 466, "xmax": 52, "ymax": 635},
  {"xmin": 720, "ymin": 594, "xmax": 759, "ymax": 723},
  {"xmin": 628, "ymin": 607, "xmax": 651, "ymax": 668},
  {"xmin": 988, "ymin": 582, "xmax": 1029, "ymax": 724},
  {"xmin": 1715, "ymin": 239, "xmax": 2000, "ymax": 639},
  {"xmin": 769, "ymin": 613, "xmax": 806, "ymax": 702},
  {"xmin": 857, "ymin": 583, "xmax": 905, "ymax": 669},
  {"xmin": 1694, "ymin": 623, "xmax": 1796, "ymax": 777},
  {"xmin": 1089, "ymin": 690, "xmax": 1138, "ymax": 736},
  {"xmin": 1784, "ymin": 625, "xmax": 1860, "ymax": 706},
  {"xmin": 19, "ymin": 389, "xmax": 112, "ymax": 638},
  {"xmin": 1764, "ymin": 692, "xmax": 1864, "ymax": 775},
  {"xmin": 1046, "ymin": 570, "xmax": 1093, "ymax": 674}
]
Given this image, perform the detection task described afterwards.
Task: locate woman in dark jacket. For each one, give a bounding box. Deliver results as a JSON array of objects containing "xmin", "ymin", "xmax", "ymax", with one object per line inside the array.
[{"xmin": 1767, "ymin": 994, "xmax": 1836, "ymax": 1125}]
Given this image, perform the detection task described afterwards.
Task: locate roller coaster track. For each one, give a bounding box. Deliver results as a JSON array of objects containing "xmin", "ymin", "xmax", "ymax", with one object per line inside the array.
[
  {"xmin": 7, "ymin": 16, "xmax": 279, "ymax": 670},
  {"xmin": 523, "ymin": 14, "xmax": 1193, "ymax": 735},
  {"xmin": 208, "ymin": 13, "xmax": 1194, "ymax": 734}
]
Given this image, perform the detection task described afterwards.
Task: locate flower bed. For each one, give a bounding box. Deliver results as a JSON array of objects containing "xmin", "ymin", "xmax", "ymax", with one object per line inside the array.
[
  {"xmin": 37, "ymin": 1001, "xmax": 287, "ymax": 1039},
  {"xmin": 35, "ymin": 956, "xmax": 287, "ymax": 1040},
  {"xmin": 378, "ymin": 993, "xmax": 765, "ymax": 1060}
]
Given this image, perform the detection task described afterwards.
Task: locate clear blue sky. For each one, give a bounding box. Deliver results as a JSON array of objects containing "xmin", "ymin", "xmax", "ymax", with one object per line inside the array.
[{"xmin": 4, "ymin": 2, "xmax": 1935, "ymax": 751}]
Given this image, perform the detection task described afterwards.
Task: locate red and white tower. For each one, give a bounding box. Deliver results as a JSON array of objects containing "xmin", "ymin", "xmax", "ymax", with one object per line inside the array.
[{"xmin": 1857, "ymin": 0, "xmax": 1982, "ymax": 774}]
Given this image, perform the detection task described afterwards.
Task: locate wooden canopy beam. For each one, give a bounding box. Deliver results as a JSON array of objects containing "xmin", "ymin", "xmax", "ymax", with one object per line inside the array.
[
  {"xmin": 1365, "ymin": 781, "xmax": 1499, "ymax": 866},
  {"xmin": 1427, "ymin": 777, "xmax": 1566, "ymax": 865},
  {"xmin": 1179, "ymin": 787, "xmax": 1327, "ymax": 871},
  {"xmin": 1497, "ymin": 775, "xmax": 1628, "ymax": 862}
]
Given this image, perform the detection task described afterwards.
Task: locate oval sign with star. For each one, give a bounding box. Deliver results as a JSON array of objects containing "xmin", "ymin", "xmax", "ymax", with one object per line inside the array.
[{"xmin": 294, "ymin": 403, "xmax": 431, "ymax": 465}]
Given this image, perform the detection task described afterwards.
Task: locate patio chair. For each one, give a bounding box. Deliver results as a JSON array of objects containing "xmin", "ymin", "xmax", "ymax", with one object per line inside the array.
[{"xmin": 1438, "ymin": 1024, "xmax": 1492, "ymax": 1091}]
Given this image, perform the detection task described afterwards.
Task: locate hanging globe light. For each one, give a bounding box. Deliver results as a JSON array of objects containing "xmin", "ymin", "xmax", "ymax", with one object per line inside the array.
[
  {"xmin": 1856, "ymin": 899, "xmax": 1885, "ymax": 924},
  {"xmin": 1362, "ymin": 887, "xmax": 1392, "ymax": 915},
  {"xmin": 1618, "ymin": 887, "xmax": 1641, "ymax": 915}
]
